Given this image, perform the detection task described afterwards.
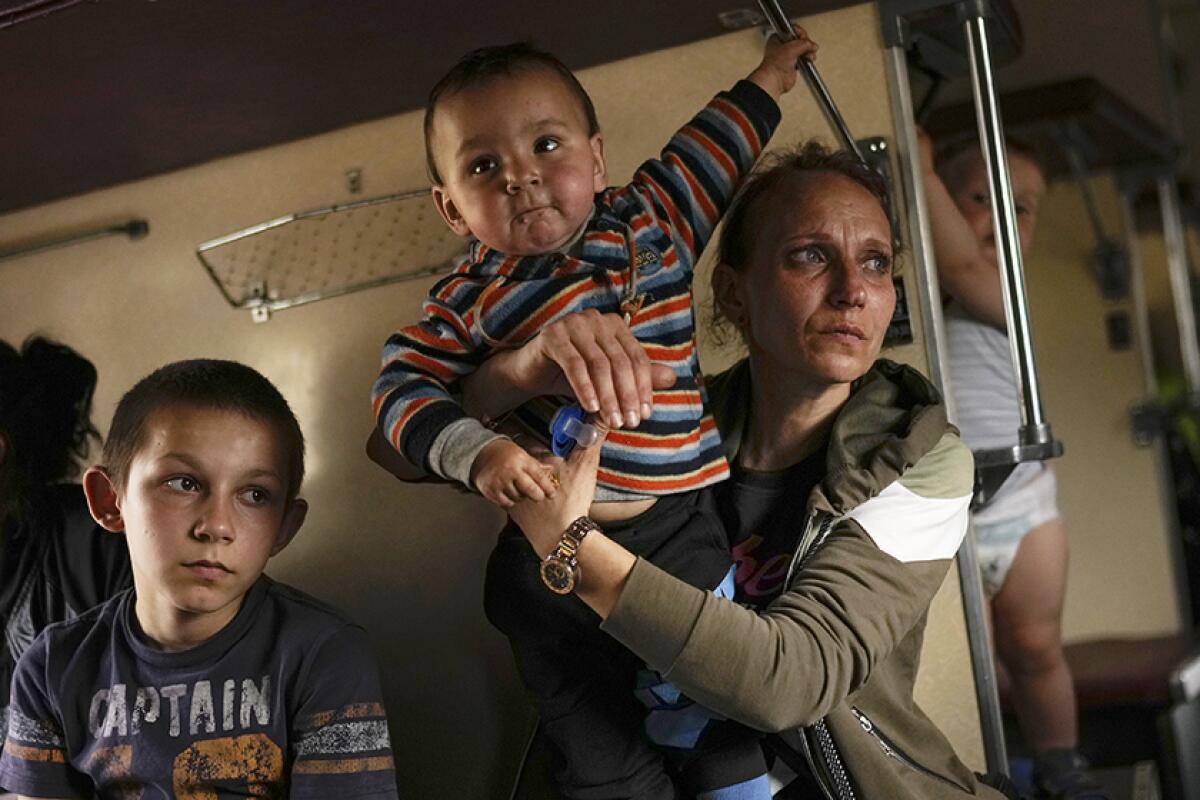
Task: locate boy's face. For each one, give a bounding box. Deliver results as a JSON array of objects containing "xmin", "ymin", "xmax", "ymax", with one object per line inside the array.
[
  {"xmin": 948, "ymin": 150, "xmax": 1046, "ymax": 261},
  {"xmin": 428, "ymin": 68, "xmax": 607, "ymax": 256},
  {"xmin": 85, "ymin": 405, "xmax": 305, "ymax": 649}
]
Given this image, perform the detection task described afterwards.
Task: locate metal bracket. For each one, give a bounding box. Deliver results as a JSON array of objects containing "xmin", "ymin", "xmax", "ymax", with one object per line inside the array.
[
  {"xmin": 716, "ymin": 8, "xmax": 764, "ymax": 31},
  {"xmin": 247, "ymin": 281, "xmax": 272, "ymax": 323},
  {"xmin": 1061, "ymin": 132, "xmax": 1132, "ymax": 301},
  {"xmin": 857, "ymin": 137, "xmax": 892, "ymax": 180},
  {"xmin": 1130, "ymin": 400, "xmax": 1170, "ymax": 447},
  {"xmin": 879, "ymin": 0, "xmax": 1023, "ymax": 78},
  {"xmin": 973, "ymin": 439, "xmax": 1064, "ymax": 507}
]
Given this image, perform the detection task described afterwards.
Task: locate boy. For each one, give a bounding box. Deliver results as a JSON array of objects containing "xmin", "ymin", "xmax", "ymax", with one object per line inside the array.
[
  {"xmin": 0, "ymin": 360, "xmax": 399, "ymax": 800},
  {"xmin": 372, "ymin": 33, "xmax": 814, "ymax": 800},
  {"xmin": 920, "ymin": 133, "xmax": 1107, "ymax": 799}
]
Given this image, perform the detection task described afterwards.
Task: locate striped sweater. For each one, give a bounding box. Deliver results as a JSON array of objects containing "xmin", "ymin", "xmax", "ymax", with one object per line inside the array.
[{"xmin": 373, "ymin": 80, "xmax": 780, "ymax": 497}]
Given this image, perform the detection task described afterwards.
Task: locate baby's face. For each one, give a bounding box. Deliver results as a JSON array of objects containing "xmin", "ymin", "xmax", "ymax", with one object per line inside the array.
[
  {"xmin": 948, "ymin": 150, "xmax": 1046, "ymax": 262},
  {"xmin": 428, "ymin": 68, "xmax": 607, "ymax": 256}
]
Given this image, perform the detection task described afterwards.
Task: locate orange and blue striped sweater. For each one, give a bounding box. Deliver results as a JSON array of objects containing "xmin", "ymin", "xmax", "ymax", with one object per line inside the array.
[{"xmin": 372, "ymin": 80, "xmax": 780, "ymax": 497}]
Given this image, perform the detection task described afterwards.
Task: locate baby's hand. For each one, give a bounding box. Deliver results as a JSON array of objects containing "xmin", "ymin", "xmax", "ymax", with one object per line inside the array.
[
  {"xmin": 470, "ymin": 438, "xmax": 559, "ymax": 509},
  {"xmin": 748, "ymin": 20, "xmax": 818, "ymax": 101}
]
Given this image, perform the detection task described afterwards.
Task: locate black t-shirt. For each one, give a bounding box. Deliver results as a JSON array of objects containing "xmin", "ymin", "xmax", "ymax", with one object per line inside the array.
[
  {"xmin": 0, "ymin": 485, "xmax": 132, "ymax": 745},
  {"xmin": 710, "ymin": 449, "xmax": 829, "ymax": 795},
  {"xmin": 717, "ymin": 448, "xmax": 826, "ymax": 608}
]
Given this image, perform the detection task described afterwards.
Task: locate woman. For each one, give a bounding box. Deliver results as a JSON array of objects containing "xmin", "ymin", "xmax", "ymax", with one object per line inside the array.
[
  {"xmin": 482, "ymin": 143, "xmax": 1008, "ymax": 799},
  {"xmin": 0, "ymin": 336, "xmax": 131, "ymax": 770}
]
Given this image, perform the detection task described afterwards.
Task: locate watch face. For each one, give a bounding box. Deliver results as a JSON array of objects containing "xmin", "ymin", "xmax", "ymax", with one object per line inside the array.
[{"xmin": 540, "ymin": 558, "xmax": 576, "ymax": 595}]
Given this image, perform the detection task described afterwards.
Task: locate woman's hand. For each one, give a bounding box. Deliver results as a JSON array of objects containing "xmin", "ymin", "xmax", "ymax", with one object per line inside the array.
[
  {"xmin": 507, "ymin": 430, "xmax": 605, "ymax": 559},
  {"xmin": 507, "ymin": 431, "xmax": 637, "ymax": 618},
  {"xmin": 462, "ymin": 310, "xmax": 676, "ymax": 429}
]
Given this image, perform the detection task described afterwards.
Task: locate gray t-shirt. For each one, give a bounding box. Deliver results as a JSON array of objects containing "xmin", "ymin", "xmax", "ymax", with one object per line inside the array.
[{"xmin": 0, "ymin": 576, "xmax": 398, "ymax": 799}]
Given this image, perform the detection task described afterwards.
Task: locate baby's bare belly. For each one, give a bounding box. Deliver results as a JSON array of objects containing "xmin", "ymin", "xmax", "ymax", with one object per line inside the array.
[{"xmin": 589, "ymin": 497, "xmax": 657, "ymax": 523}]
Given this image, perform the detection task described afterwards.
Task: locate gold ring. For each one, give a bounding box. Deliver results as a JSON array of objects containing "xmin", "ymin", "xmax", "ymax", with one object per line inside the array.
[{"xmin": 548, "ymin": 472, "xmax": 561, "ymax": 488}]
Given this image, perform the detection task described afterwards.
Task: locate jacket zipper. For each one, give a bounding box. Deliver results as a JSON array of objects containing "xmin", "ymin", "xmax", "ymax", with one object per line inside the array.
[
  {"xmin": 779, "ymin": 512, "xmax": 856, "ymax": 800},
  {"xmin": 811, "ymin": 719, "xmax": 857, "ymax": 800},
  {"xmin": 851, "ymin": 707, "xmax": 963, "ymax": 790}
]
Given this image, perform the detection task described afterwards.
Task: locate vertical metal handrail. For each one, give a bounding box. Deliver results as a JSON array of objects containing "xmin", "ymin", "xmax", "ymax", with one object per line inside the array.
[
  {"xmin": 962, "ymin": 11, "xmax": 1055, "ymax": 450},
  {"xmin": 884, "ymin": 43, "xmax": 1009, "ymax": 777},
  {"xmin": 1063, "ymin": 144, "xmax": 1114, "ymax": 251},
  {"xmin": 1119, "ymin": 182, "xmax": 1194, "ymax": 629},
  {"xmin": 1118, "ymin": 187, "xmax": 1159, "ymax": 395},
  {"xmin": 1158, "ymin": 177, "xmax": 1200, "ymax": 396}
]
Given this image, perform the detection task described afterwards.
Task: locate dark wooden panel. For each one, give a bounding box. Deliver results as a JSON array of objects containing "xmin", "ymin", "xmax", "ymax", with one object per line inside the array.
[{"xmin": 0, "ymin": 0, "xmax": 859, "ymax": 214}]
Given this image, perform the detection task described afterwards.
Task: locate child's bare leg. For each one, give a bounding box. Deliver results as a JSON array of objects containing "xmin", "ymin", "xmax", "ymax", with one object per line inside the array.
[{"xmin": 990, "ymin": 517, "xmax": 1076, "ymax": 750}]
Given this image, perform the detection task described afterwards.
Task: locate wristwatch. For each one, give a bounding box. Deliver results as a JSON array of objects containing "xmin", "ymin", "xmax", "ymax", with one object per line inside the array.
[{"xmin": 540, "ymin": 516, "xmax": 600, "ymax": 595}]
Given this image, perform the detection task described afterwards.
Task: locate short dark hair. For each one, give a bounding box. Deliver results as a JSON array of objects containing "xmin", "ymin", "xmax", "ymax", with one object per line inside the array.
[
  {"xmin": 935, "ymin": 133, "xmax": 1047, "ymax": 194},
  {"xmin": 0, "ymin": 335, "xmax": 99, "ymax": 491},
  {"xmin": 713, "ymin": 141, "xmax": 899, "ymax": 340},
  {"xmin": 101, "ymin": 360, "xmax": 305, "ymax": 500},
  {"xmin": 423, "ymin": 41, "xmax": 599, "ymax": 185}
]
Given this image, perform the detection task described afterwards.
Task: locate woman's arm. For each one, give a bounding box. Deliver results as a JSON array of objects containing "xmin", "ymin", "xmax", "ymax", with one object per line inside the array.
[
  {"xmin": 918, "ymin": 130, "xmax": 1008, "ymax": 329},
  {"xmin": 510, "ymin": 431, "xmax": 973, "ymax": 733}
]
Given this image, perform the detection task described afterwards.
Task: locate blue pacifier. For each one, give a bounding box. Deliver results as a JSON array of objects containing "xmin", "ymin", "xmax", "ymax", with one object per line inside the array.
[{"xmin": 550, "ymin": 403, "xmax": 601, "ymax": 457}]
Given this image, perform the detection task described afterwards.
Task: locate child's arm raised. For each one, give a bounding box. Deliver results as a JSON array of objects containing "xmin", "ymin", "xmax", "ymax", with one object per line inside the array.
[
  {"xmin": 621, "ymin": 23, "xmax": 816, "ymax": 272},
  {"xmin": 917, "ymin": 128, "xmax": 1008, "ymax": 329},
  {"xmin": 747, "ymin": 21, "xmax": 820, "ymax": 103}
]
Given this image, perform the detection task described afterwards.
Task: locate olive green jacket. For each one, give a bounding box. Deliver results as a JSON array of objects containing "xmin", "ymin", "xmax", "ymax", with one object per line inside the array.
[{"xmin": 602, "ymin": 359, "xmax": 1003, "ymax": 799}]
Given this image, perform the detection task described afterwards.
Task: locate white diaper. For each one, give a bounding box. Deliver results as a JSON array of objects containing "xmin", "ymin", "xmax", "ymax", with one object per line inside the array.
[{"xmin": 973, "ymin": 464, "xmax": 1060, "ymax": 596}]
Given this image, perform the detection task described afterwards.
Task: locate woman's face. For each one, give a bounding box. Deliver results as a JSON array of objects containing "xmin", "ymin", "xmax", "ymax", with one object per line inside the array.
[{"xmin": 717, "ymin": 171, "xmax": 896, "ymax": 387}]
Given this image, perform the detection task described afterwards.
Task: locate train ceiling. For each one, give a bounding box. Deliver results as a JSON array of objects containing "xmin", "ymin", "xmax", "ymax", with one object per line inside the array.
[
  {"xmin": 0, "ymin": 0, "xmax": 851, "ymax": 215},
  {"xmin": 3, "ymin": 0, "xmax": 1195, "ymax": 217}
]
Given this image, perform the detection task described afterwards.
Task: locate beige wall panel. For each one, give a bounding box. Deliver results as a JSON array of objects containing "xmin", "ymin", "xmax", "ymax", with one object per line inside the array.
[
  {"xmin": 1024, "ymin": 175, "xmax": 1181, "ymax": 641},
  {"xmin": 0, "ymin": 3, "xmax": 985, "ymax": 791}
]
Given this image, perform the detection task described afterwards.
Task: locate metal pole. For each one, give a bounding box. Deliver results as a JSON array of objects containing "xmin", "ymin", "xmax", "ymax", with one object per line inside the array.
[
  {"xmin": 883, "ymin": 43, "xmax": 1009, "ymax": 777},
  {"xmin": 1120, "ymin": 183, "xmax": 1194, "ymax": 629},
  {"xmin": 756, "ymin": 0, "xmax": 866, "ymax": 164},
  {"xmin": 0, "ymin": 219, "xmax": 148, "ymax": 264},
  {"xmin": 1063, "ymin": 146, "xmax": 1111, "ymax": 248},
  {"xmin": 1158, "ymin": 177, "xmax": 1200, "ymax": 396},
  {"xmin": 963, "ymin": 13, "xmax": 1055, "ymax": 448},
  {"xmin": 1118, "ymin": 188, "xmax": 1159, "ymax": 395}
]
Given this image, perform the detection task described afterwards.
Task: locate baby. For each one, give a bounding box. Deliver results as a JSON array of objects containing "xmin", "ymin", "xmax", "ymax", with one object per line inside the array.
[{"xmin": 372, "ymin": 33, "xmax": 814, "ymax": 799}]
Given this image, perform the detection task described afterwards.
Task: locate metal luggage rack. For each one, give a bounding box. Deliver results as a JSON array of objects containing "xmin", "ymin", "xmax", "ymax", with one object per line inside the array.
[{"xmin": 196, "ymin": 189, "xmax": 465, "ymax": 322}]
